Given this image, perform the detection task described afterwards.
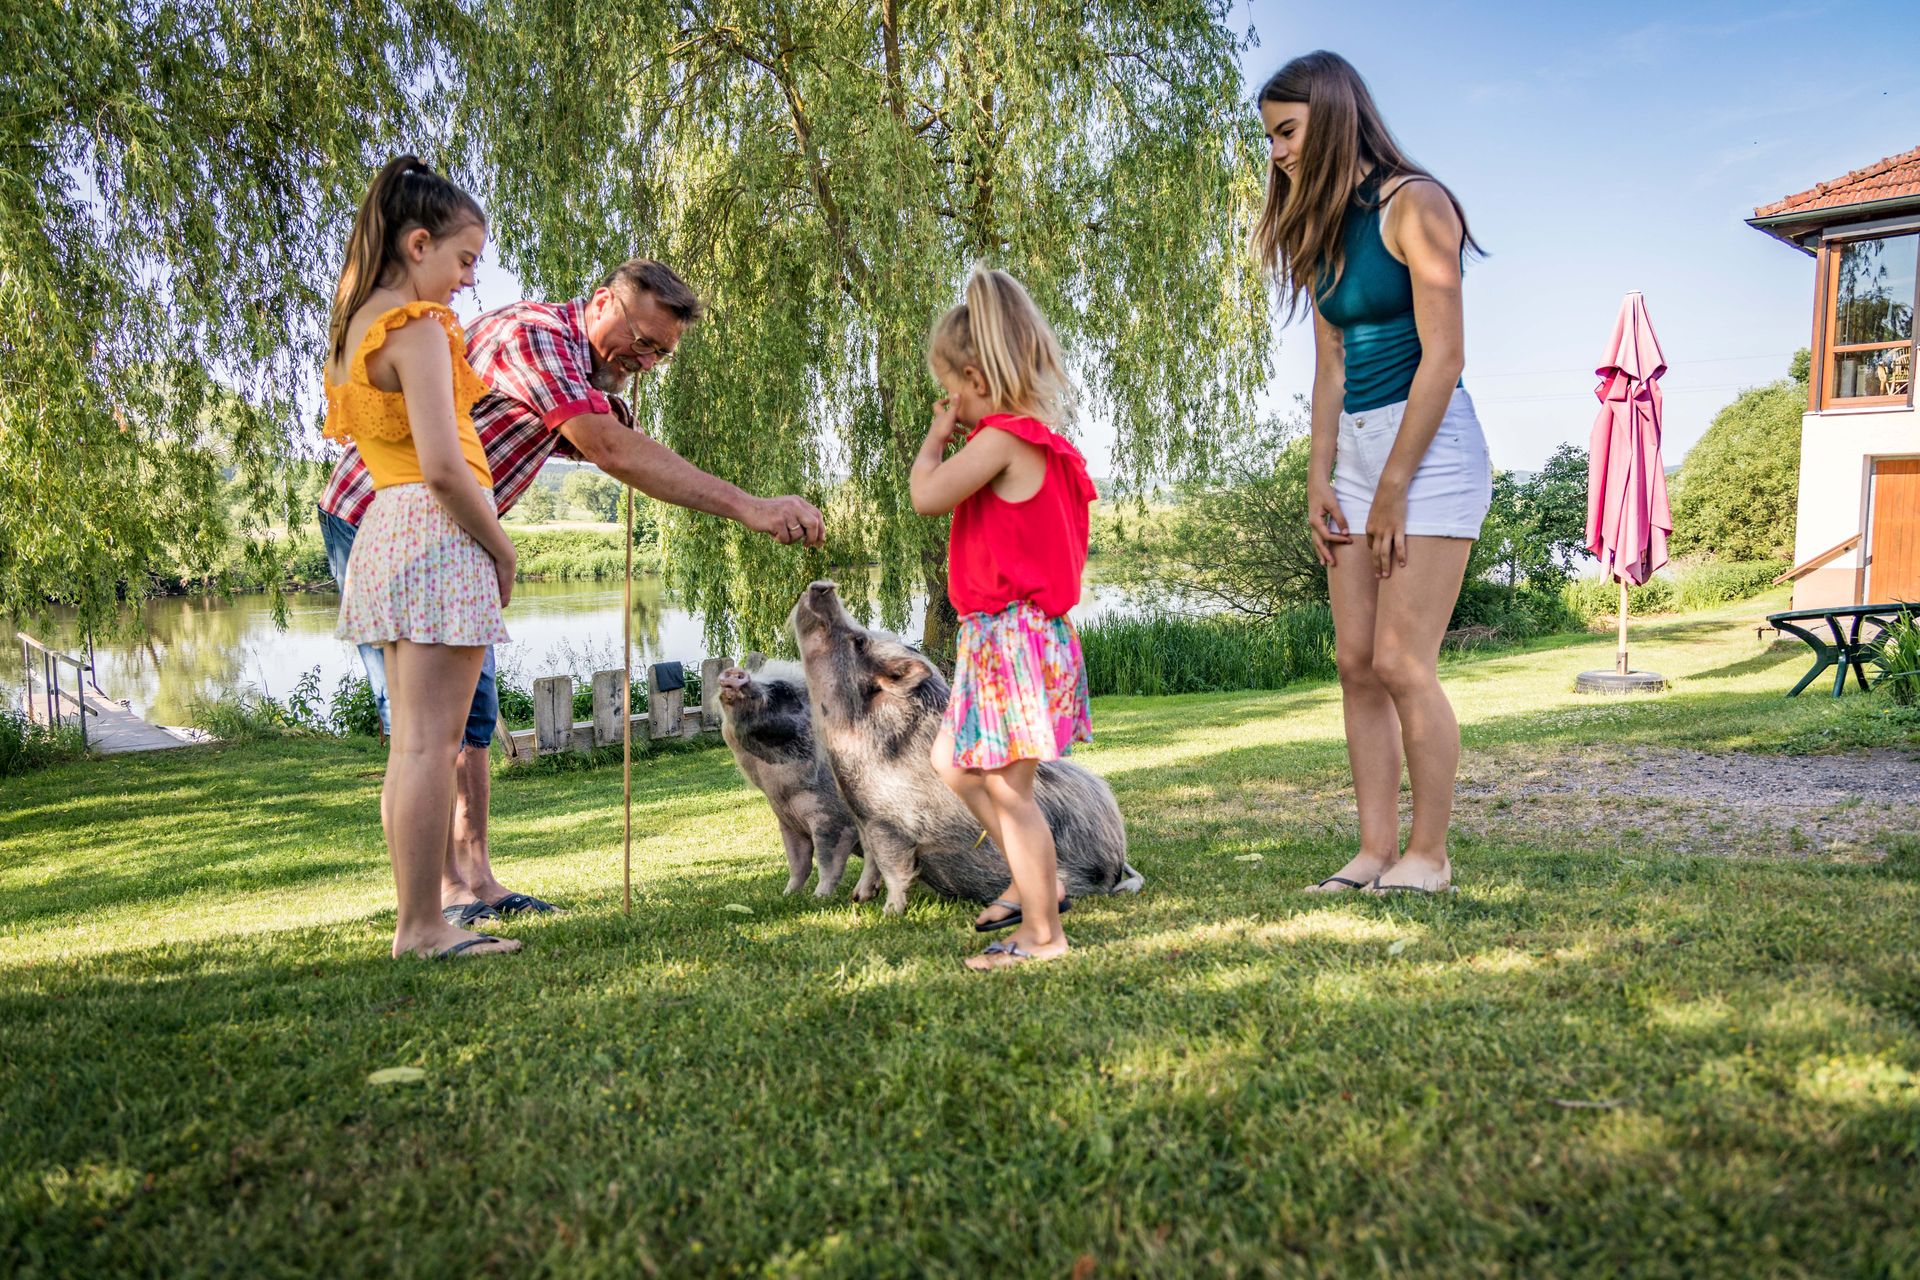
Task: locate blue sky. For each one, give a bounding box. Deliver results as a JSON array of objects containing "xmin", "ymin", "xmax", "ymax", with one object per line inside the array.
[{"xmin": 467, "ymin": 0, "xmax": 1918, "ymax": 475}]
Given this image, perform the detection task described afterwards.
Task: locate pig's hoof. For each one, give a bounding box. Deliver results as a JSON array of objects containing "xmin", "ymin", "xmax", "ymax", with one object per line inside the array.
[{"xmin": 783, "ymin": 881, "xmax": 805, "ymax": 895}]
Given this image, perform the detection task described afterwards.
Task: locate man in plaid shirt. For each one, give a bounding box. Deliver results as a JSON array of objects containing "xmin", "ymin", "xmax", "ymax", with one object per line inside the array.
[{"xmin": 318, "ymin": 258, "xmax": 823, "ymax": 923}]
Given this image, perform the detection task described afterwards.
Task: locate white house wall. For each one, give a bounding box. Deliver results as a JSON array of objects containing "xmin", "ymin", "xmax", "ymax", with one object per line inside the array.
[{"xmin": 1793, "ymin": 406, "xmax": 1920, "ymax": 607}]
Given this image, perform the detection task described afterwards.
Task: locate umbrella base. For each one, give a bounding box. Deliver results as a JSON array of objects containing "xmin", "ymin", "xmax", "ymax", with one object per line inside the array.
[{"xmin": 1575, "ymin": 669, "xmax": 1669, "ymax": 695}]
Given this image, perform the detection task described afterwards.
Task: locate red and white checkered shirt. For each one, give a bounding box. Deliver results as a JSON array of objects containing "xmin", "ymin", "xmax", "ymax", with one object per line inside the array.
[{"xmin": 318, "ymin": 298, "xmax": 628, "ymax": 523}]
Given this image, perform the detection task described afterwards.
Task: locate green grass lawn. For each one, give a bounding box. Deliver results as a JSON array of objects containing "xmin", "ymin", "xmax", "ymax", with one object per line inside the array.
[{"xmin": 4, "ymin": 591, "xmax": 1918, "ymax": 1277}]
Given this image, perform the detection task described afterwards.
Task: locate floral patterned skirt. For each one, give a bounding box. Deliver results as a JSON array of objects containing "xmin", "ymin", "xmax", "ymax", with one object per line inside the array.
[
  {"xmin": 335, "ymin": 483, "xmax": 510, "ymax": 648},
  {"xmin": 944, "ymin": 600, "xmax": 1092, "ymax": 771}
]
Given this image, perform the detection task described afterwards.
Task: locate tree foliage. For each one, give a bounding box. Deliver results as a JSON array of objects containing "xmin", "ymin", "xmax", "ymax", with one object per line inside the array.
[
  {"xmin": 0, "ymin": 0, "xmax": 448, "ymax": 631},
  {"xmin": 1105, "ymin": 401, "xmax": 1322, "ymax": 619},
  {"xmin": 1473, "ymin": 441, "xmax": 1588, "ymax": 590},
  {"xmin": 449, "ymin": 0, "xmax": 1270, "ymax": 652},
  {"xmin": 1670, "ymin": 364, "xmax": 1803, "ymax": 561},
  {"xmin": 561, "ymin": 468, "xmax": 625, "ymax": 522}
]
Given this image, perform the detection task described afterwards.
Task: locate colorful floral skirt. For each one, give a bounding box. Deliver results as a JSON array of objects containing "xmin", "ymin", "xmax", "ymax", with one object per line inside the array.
[
  {"xmin": 336, "ymin": 483, "xmax": 511, "ymax": 648},
  {"xmin": 945, "ymin": 600, "xmax": 1092, "ymax": 770}
]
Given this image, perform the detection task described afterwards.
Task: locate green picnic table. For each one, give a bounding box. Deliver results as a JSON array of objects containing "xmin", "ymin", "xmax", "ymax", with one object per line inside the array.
[{"xmin": 1765, "ymin": 602, "xmax": 1915, "ymax": 697}]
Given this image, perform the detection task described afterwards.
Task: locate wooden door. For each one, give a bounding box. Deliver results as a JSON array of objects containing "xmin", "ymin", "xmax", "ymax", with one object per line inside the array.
[{"xmin": 1869, "ymin": 459, "xmax": 1920, "ymax": 602}]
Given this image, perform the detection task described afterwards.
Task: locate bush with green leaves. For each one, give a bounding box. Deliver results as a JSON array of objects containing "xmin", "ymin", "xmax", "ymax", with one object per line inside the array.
[
  {"xmin": 328, "ymin": 674, "xmax": 383, "ymax": 738},
  {"xmin": 1672, "ymin": 560, "xmax": 1790, "ymax": 611},
  {"xmin": 1669, "ymin": 359, "xmax": 1804, "ymax": 561},
  {"xmin": 561, "ymin": 470, "xmax": 626, "ymax": 523}
]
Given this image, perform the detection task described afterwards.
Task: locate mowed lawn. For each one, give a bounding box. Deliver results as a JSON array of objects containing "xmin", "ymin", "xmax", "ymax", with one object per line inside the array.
[{"xmin": 3, "ymin": 592, "xmax": 1918, "ymax": 1278}]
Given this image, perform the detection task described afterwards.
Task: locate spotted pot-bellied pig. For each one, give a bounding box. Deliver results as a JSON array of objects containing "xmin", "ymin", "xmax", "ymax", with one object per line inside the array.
[
  {"xmin": 789, "ymin": 579, "xmax": 1142, "ymax": 915},
  {"xmin": 714, "ymin": 662, "xmax": 863, "ymax": 897}
]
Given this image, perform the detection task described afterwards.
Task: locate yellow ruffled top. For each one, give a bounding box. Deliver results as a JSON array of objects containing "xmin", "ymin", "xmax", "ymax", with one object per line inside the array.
[{"xmin": 323, "ymin": 301, "xmax": 492, "ymax": 491}]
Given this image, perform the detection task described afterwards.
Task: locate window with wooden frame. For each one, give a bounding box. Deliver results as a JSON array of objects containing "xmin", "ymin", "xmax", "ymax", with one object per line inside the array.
[{"xmin": 1818, "ymin": 230, "xmax": 1916, "ymax": 410}]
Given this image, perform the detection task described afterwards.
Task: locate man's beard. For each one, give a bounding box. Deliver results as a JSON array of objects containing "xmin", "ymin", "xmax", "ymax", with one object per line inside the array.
[{"xmin": 588, "ymin": 363, "xmax": 625, "ymax": 393}]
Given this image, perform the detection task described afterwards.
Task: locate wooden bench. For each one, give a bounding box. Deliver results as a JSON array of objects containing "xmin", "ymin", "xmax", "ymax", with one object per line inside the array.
[{"xmin": 1765, "ymin": 602, "xmax": 1915, "ymax": 697}]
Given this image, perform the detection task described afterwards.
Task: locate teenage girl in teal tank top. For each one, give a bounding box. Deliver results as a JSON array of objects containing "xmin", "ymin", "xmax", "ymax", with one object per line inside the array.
[{"xmin": 1254, "ymin": 51, "xmax": 1491, "ymax": 897}]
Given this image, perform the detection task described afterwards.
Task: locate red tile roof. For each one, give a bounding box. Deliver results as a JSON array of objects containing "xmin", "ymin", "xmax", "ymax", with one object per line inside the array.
[{"xmin": 1755, "ymin": 144, "xmax": 1920, "ymax": 218}]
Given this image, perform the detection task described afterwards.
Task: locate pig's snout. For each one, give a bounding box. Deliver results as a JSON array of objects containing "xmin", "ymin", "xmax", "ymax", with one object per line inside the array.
[{"xmin": 715, "ymin": 667, "xmax": 752, "ymax": 703}]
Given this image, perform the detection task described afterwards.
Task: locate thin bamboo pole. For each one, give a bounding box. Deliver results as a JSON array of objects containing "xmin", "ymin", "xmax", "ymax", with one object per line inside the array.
[
  {"xmin": 623, "ymin": 486, "xmax": 634, "ymax": 915},
  {"xmin": 1616, "ymin": 578, "xmax": 1630, "ymax": 675}
]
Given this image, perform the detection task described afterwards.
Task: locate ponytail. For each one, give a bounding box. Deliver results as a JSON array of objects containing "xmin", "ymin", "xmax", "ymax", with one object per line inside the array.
[
  {"xmin": 328, "ymin": 155, "xmax": 487, "ymax": 364},
  {"xmin": 927, "ymin": 267, "xmax": 1074, "ymax": 427}
]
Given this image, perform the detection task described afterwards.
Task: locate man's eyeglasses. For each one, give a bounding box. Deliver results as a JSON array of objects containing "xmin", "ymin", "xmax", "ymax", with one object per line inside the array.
[{"xmin": 615, "ymin": 296, "xmax": 677, "ymax": 366}]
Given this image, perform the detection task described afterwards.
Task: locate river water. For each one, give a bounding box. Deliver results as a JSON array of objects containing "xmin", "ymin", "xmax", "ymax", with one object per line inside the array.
[{"xmin": 3, "ymin": 574, "xmax": 1142, "ymax": 728}]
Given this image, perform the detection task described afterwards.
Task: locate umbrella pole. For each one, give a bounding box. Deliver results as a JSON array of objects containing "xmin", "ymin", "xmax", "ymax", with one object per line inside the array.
[
  {"xmin": 1616, "ymin": 579, "xmax": 1630, "ymax": 675},
  {"xmin": 622, "ymin": 486, "xmax": 633, "ymax": 916}
]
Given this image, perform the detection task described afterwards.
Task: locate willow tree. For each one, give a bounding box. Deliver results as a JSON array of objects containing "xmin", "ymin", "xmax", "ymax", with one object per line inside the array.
[
  {"xmin": 0, "ymin": 0, "xmax": 448, "ymax": 631},
  {"xmin": 452, "ymin": 0, "xmax": 1270, "ymax": 653}
]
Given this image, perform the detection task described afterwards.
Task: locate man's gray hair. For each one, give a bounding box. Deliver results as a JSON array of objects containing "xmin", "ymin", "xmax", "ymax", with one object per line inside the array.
[{"xmin": 601, "ymin": 258, "xmax": 704, "ymax": 324}]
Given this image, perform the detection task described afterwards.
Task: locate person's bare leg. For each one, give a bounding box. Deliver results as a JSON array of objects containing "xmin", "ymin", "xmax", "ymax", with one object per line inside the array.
[
  {"xmin": 967, "ymin": 761, "xmax": 1067, "ymax": 969},
  {"xmin": 1370, "ymin": 536, "xmax": 1473, "ymax": 892},
  {"xmin": 1306, "ymin": 547, "xmax": 1406, "ymax": 892},
  {"xmin": 385, "ymin": 641, "xmax": 520, "ymax": 959},
  {"xmin": 931, "ymin": 726, "xmax": 1054, "ymax": 928},
  {"xmin": 447, "ymin": 746, "xmax": 514, "ymax": 905}
]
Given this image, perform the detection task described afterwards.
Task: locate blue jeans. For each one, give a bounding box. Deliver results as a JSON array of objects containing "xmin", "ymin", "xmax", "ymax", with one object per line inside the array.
[{"xmin": 318, "ymin": 506, "xmax": 498, "ymax": 749}]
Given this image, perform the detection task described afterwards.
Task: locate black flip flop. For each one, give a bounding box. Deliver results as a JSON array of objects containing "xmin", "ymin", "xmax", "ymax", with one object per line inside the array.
[
  {"xmin": 487, "ymin": 892, "xmax": 557, "ymax": 916},
  {"xmin": 1309, "ymin": 876, "xmax": 1370, "ymax": 892},
  {"xmin": 973, "ymin": 896, "xmax": 1072, "ymax": 933},
  {"xmin": 442, "ymin": 901, "xmax": 500, "ymax": 927},
  {"xmin": 1367, "ymin": 881, "xmax": 1457, "ymax": 896},
  {"xmin": 432, "ymin": 935, "xmax": 514, "ymax": 960}
]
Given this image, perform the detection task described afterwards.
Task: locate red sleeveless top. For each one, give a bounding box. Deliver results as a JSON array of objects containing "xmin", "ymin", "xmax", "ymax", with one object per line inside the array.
[{"xmin": 948, "ymin": 413, "xmax": 1096, "ymax": 618}]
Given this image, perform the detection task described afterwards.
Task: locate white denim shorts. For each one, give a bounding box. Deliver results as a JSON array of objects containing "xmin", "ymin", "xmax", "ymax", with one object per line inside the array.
[{"xmin": 1332, "ymin": 386, "xmax": 1492, "ymax": 540}]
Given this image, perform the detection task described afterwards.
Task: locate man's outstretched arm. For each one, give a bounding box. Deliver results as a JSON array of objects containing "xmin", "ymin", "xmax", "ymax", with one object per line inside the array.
[{"xmin": 558, "ymin": 412, "xmax": 825, "ymax": 546}]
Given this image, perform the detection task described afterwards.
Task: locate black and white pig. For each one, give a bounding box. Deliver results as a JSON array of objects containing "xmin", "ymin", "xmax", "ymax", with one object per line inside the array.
[
  {"xmin": 789, "ymin": 579, "xmax": 1142, "ymax": 915},
  {"xmin": 714, "ymin": 662, "xmax": 864, "ymax": 898}
]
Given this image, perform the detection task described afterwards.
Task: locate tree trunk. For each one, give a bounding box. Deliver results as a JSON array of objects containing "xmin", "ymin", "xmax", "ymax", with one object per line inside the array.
[{"xmin": 920, "ymin": 543, "xmax": 959, "ymax": 674}]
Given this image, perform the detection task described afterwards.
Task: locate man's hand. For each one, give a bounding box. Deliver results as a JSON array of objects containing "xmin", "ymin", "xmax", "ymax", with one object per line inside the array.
[{"xmin": 745, "ymin": 495, "xmax": 826, "ymax": 547}]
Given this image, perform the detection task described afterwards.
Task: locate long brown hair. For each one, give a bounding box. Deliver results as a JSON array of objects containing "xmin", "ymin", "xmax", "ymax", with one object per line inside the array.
[
  {"xmin": 927, "ymin": 266, "xmax": 1074, "ymax": 428},
  {"xmin": 327, "ymin": 155, "xmax": 486, "ymax": 364},
  {"xmin": 1251, "ymin": 51, "xmax": 1480, "ymax": 320}
]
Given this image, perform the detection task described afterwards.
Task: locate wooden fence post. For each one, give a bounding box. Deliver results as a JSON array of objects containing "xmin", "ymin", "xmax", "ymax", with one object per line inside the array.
[
  {"xmin": 647, "ymin": 662, "xmax": 684, "ymax": 740},
  {"xmin": 591, "ymin": 670, "xmax": 626, "ymax": 746},
  {"xmin": 533, "ymin": 676, "xmax": 572, "ymax": 754},
  {"xmin": 699, "ymin": 657, "xmax": 727, "ymax": 731}
]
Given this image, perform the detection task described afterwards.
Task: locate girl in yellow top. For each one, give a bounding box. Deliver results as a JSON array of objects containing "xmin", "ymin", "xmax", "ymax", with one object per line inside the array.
[{"xmin": 325, "ymin": 156, "xmax": 520, "ymax": 961}]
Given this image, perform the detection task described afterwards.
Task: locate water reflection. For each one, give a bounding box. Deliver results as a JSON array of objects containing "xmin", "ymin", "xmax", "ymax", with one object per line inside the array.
[{"xmin": 3, "ymin": 574, "xmax": 1137, "ymax": 727}]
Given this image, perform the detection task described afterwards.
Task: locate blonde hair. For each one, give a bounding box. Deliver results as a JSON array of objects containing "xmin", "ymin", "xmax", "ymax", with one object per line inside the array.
[
  {"xmin": 927, "ymin": 267, "xmax": 1074, "ymax": 427},
  {"xmin": 328, "ymin": 155, "xmax": 486, "ymax": 364}
]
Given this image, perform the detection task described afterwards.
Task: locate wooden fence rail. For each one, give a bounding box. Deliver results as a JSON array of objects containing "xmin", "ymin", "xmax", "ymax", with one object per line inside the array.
[{"xmin": 497, "ymin": 656, "xmax": 732, "ymax": 763}]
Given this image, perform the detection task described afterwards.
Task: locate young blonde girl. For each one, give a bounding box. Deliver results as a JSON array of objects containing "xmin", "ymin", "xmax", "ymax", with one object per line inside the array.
[
  {"xmin": 325, "ymin": 155, "xmax": 521, "ymax": 960},
  {"xmin": 910, "ymin": 267, "xmax": 1098, "ymax": 970}
]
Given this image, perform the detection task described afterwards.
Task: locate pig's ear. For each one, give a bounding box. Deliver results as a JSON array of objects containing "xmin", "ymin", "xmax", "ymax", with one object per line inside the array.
[{"xmin": 874, "ymin": 652, "xmax": 934, "ymax": 696}]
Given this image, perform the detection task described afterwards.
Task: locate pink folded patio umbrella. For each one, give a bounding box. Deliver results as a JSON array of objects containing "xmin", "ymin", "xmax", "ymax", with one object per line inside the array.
[{"xmin": 1587, "ymin": 291, "xmax": 1672, "ymax": 678}]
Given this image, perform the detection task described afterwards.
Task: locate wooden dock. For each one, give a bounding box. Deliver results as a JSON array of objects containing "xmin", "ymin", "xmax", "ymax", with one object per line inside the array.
[{"xmin": 17, "ymin": 632, "xmax": 212, "ymax": 756}]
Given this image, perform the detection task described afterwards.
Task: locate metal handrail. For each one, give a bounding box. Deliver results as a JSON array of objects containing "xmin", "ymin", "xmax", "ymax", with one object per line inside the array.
[{"xmin": 16, "ymin": 632, "xmax": 90, "ymax": 750}]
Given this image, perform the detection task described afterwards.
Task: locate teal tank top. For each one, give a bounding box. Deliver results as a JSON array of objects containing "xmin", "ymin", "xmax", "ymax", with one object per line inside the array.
[{"xmin": 1315, "ymin": 174, "xmax": 1462, "ymax": 414}]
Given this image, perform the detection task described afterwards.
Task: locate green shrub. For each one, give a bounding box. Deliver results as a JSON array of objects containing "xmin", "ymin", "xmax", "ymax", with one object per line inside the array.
[
  {"xmin": 507, "ymin": 528, "xmax": 657, "ymax": 581},
  {"xmin": 1079, "ymin": 608, "xmax": 1336, "ymax": 697},
  {"xmin": 1872, "ymin": 611, "xmax": 1920, "ymax": 707},
  {"xmin": 1563, "ymin": 560, "xmax": 1786, "ymax": 622},
  {"xmin": 0, "ymin": 707, "xmax": 87, "ymax": 777},
  {"xmin": 329, "ymin": 674, "xmax": 383, "ymax": 737},
  {"xmin": 1669, "ymin": 371, "xmax": 1802, "ymax": 560},
  {"xmin": 188, "ymin": 690, "xmax": 297, "ymax": 741},
  {"xmin": 1672, "ymin": 559, "xmax": 1789, "ymax": 611},
  {"xmin": 1563, "ymin": 574, "xmax": 1677, "ymax": 621},
  {"xmin": 1450, "ymin": 581, "xmax": 1583, "ymax": 641}
]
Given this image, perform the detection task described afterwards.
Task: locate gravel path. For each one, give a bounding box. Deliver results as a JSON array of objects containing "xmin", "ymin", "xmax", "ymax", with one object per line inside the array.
[{"xmin": 1449, "ymin": 745, "xmax": 1920, "ymax": 859}]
